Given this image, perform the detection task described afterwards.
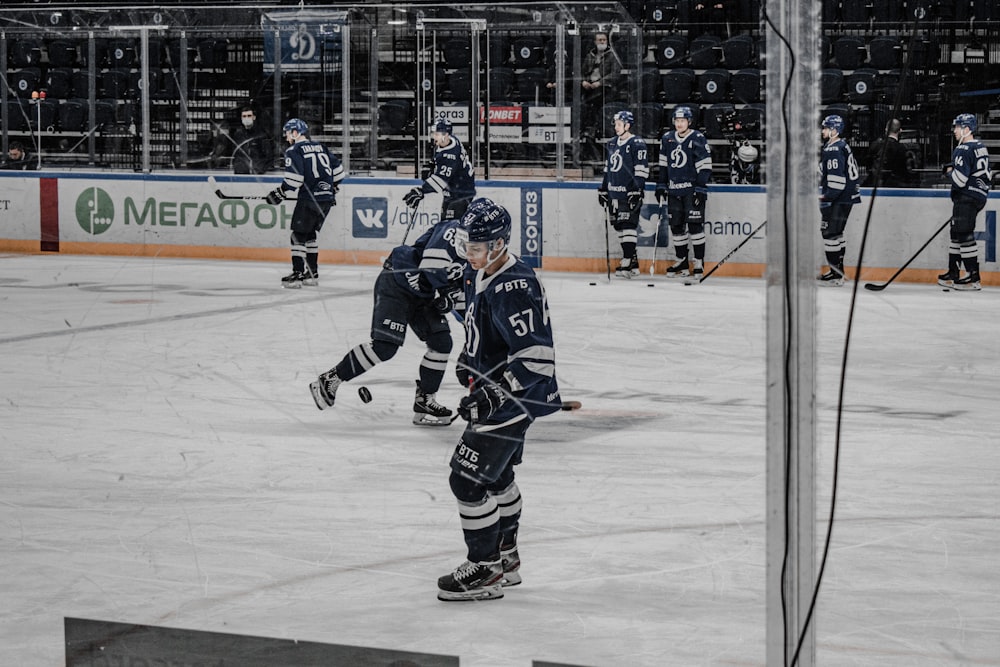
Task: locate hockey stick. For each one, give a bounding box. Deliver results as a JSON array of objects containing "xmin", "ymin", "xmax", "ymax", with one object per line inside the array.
[
  {"xmin": 561, "ymin": 400, "xmax": 582, "ymax": 411},
  {"xmin": 688, "ymin": 219, "xmax": 767, "ymax": 284},
  {"xmin": 604, "ymin": 203, "xmax": 613, "ymax": 282},
  {"xmin": 650, "ymin": 201, "xmax": 666, "ymax": 276},
  {"xmin": 863, "ymin": 217, "xmax": 952, "ymax": 291},
  {"xmin": 207, "ymin": 175, "xmax": 266, "ymax": 200},
  {"xmin": 401, "ymin": 201, "xmax": 420, "ymax": 245}
]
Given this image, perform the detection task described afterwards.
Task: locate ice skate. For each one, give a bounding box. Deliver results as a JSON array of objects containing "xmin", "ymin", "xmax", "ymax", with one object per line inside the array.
[
  {"xmin": 413, "ymin": 380, "xmax": 455, "ymax": 426},
  {"xmin": 817, "ymin": 267, "xmax": 844, "ymax": 287},
  {"xmin": 500, "ymin": 546, "xmax": 521, "ymax": 587},
  {"xmin": 437, "ymin": 559, "xmax": 504, "ymax": 601},
  {"xmin": 953, "ymin": 272, "xmax": 981, "ymax": 291},
  {"xmin": 692, "ymin": 258, "xmax": 704, "ymax": 277},
  {"xmin": 615, "ymin": 257, "xmax": 639, "ymax": 279},
  {"xmin": 937, "ymin": 270, "xmax": 959, "ymax": 289},
  {"xmin": 310, "ymin": 369, "xmax": 341, "ymax": 410},
  {"xmin": 666, "ymin": 258, "xmax": 689, "ymax": 278},
  {"xmin": 281, "ymin": 271, "xmax": 303, "ymax": 289},
  {"xmin": 301, "ymin": 267, "xmax": 318, "ymax": 287}
]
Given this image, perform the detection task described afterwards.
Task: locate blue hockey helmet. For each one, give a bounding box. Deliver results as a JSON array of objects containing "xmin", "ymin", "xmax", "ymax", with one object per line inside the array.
[
  {"xmin": 613, "ymin": 110, "xmax": 635, "ymax": 126},
  {"xmin": 822, "ymin": 114, "xmax": 845, "ymax": 135},
  {"xmin": 433, "ymin": 117, "xmax": 453, "ymax": 134},
  {"xmin": 282, "ymin": 118, "xmax": 309, "ymax": 135},
  {"xmin": 953, "ymin": 113, "xmax": 977, "ymax": 134},
  {"xmin": 673, "ymin": 106, "xmax": 693, "ymax": 121},
  {"xmin": 461, "ymin": 198, "xmax": 511, "ymax": 246}
]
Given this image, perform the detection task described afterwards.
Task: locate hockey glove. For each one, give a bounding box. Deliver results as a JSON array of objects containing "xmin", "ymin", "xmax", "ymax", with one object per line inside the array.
[
  {"xmin": 432, "ymin": 288, "xmax": 458, "ymax": 314},
  {"xmin": 655, "ymin": 186, "xmax": 668, "ymax": 203},
  {"xmin": 455, "ymin": 351, "xmax": 472, "ymax": 389},
  {"xmin": 403, "ymin": 187, "xmax": 425, "ymax": 208},
  {"xmin": 597, "ymin": 190, "xmax": 609, "ymax": 208},
  {"xmin": 265, "ymin": 187, "xmax": 285, "ymax": 206},
  {"xmin": 458, "ymin": 382, "xmax": 507, "ymax": 423},
  {"xmin": 692, "ymin": 189, "xmax": 707, "ymax": 209},
  {"xmin": 627, "ymin": 190, "xmax": 643, "ymax": 210}
]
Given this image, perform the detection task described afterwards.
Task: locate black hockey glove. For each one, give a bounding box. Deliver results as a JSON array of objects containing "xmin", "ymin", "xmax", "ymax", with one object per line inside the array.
[
  {"xmin": 403, "ymin": 187, "xmax": 425, "ymax": 208},
  {"xmin": 432, "ymin": 289, "xmax": 456, "ymax": 314},
  {"xmin": 265, "ymin": 187, "xmax": 285, "ymax": 206},
  {"xmin": 692, "ymin": 188, "xmax": 707, "ymax": 209},
  {"xmin": 627, "ymin": 190, "xmax": 643, "ymax": 210},
  {"xmin": 455, "ymin": 351, "xmax": 472, "ymax": 389},
  {"xmin": 655, "ymin": 186, "xmax": 668, "ymax": 203},
  {"xmin": 458, "ymin": 382, "xmax": 507, "ymax": 423},
  {"xmin": 597, "ymin": 190, "xmax": 609, "ymax": 208}
]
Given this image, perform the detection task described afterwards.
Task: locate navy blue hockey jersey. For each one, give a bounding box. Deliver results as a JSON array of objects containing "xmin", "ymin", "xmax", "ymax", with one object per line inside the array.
[
  {"xmin": 279, "ymin": 138, "xmax": 344, "ymax": 201},
  {"xmin": 462, "ymin": 255, "xmax": 561, "ymax": 424},
  {"xmin": 601, "ymin": 135, "xmax": 649, "ymax": 200},
  {"xmin": 389, "ymin": 219, "xmax": 467, "ymax": 301},
  {"xmin": 950, "ymin": 140, "xmax": 992, "ymax": 204},
  {"xmin": 819, "ymin": 138, "xmax": 861, "ymax": 205},
  {"xmin": 658, "ymin": 129, "xmax": 712, "ymax": 195},
  {"xmin": 421, "ymin": 137, "xmax": 476, "ymax": 200}
]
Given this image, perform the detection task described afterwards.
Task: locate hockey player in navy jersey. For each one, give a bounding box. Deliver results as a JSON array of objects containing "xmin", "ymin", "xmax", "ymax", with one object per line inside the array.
[
  {"xmin": 656, "ymin": 106, "xmax": 713, "ymax": 278},
  {"xmin": 938, "ymin": 113, "xmax": 991, "ymax": 291},
  {"xmin": 265, "ymin": 118, "xmax": 344, "ymax": 288},
  {"xmin": 309, "ymin": 217, "xmax": 468, "ymax": 425},
  {"xmin": 597, "ymin": 110, "xmax": 649, "ymax": 278},
  {"xmin": 817, "ymin": 114, "xmax": 861, "ymax": 286},
  {"xmin": 403, "ymin": 118, "xmax": 477, "ymax": 220},
  {"xmin": 437, "ymin": 199, "xmax": 561, "ymax": 601}
]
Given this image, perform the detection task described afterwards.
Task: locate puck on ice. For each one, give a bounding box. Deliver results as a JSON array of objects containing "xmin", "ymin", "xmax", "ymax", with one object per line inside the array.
[
  {"xmin": 589, "ymin": 282, "xmax": 597, "ymax": 286},
  {"xmin": 647, "ymin": 283, "xmax": 655, "ymax": 287},
  {"xmin": 358, "ymin": 386, "xmax": 373, "ymax": 403}
]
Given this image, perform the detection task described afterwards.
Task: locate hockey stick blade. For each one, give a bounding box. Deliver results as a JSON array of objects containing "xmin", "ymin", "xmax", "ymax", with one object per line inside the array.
[
  {"xmin": 561, "ymin": 400, "xmax": 582, "ymax": 411},
  {"xmin": 208, "ymin": 175, "xmax": 268, "ymax": 200},
  {"xmin": 862, "ymin": 282, "xmax": 887, "ymax": 291}
]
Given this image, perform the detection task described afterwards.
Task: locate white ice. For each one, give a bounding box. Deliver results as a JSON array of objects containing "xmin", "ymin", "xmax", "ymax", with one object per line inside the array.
[{"xmin": 1, "ymin": 254, "xmax": 998, "ymax": 666}]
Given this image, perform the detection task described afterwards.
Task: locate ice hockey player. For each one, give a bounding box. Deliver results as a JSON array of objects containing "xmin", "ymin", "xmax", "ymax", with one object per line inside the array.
[
  {"xmin": 265, "ymin": 118, "xmax": 344, "ymax": 288},
  {"xmin": 437, "ymin": 198, "xmax": 562, "ymax": 601},
  {"xmin": 656, "ymin": 106, "xmax": 712, "ymax": 278},
  {"xmin": 938, "ymin": 113, "xmax": 991, "ymax": 291},
  {"xmin": 309, "ymin": 216, "xmax": 468, "ymax": 425},
  {"xmin": 817, "ymin": 114, "xmax": 861, "ymax": 286},
  {"xmin": 403, "ymin": 118, "xmax": 477, "ymax": 221},
  {"xmin": 597, "ymin": 110, "xmax": 649, "ymax": 278}
]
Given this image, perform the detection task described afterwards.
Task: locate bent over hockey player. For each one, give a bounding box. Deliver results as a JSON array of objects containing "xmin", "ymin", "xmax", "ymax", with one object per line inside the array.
[
  {"xmin": 265, "ymin": 118, "xmax": 344, "ymax": 288},
  {"xmin": 597, "ymin": 110, "xmax": 649, "ymax": 278},
  {"xmin": 656, "ymin": 106, "xmax": 712, "ymax": 278},
  {"xmin": 403, "ymin": 118, "xmax": 477, "ymax": 221},
  {"xmin": 309, "ymin": 217, "xmax": 468, "ymax": 425},
  {"xmin": 817, "ymin": 114, "xmax": 861, "ymax": 286},
  {"xmin": 437, "ymin": 198, "xmax": 562, "ymax": 601},
  {"xmin": 938, "ymin": 113, "xmax": 991, "ymax": 291}
]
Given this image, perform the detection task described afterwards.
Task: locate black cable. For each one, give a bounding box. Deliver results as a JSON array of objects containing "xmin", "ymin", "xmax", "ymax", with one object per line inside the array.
[{"xmin": 786, "ymin": 9, "xmax": 925, "ymax": 667}]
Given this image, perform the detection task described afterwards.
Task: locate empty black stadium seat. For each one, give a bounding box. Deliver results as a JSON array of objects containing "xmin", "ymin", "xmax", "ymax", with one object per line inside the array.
[
  {"xmin": 197, "ymin": 39, "xmax": 228, "ymax": 68},
  {"xmin": 689, "ymin": 34, "xmax": 721, "ymax": 69},
  {"xmin": 635, "ymin": 103, "xmax": 664, "ymax": 138},
  {"xmin": 47, "ymin": 40, "xmax": 78, "ymax": 68},
  {"xmin": 511, "ymin": 36, "xmax": 544, "ymax": 68},
  {"xmin": 94, "ymin": 99, "xmax": 117, "ymax": 128},
  {"xmin": 59, "ymin": 99, "xmax": 88, "ymax": 132},
  {"xmin": 640, "ymin": 64, "xmax": 662, "ymax": 101},
  {"xmin": 698, "ymin": 68, "xmax": 730, "ymax": 103},
  {"xmin": 102, "ymin": 69, "xmax": 130, "ymax": 100},
  {"xmin": 11, "ymin": 39, "xmax": 42, "ymax": 67},
  {"xmin": 442, "ymin": 38, "xmax": 471, "ymax": 69},
  {"xmin": 654, "ymin": 35, "xmax": 688, "ymax": 68},
  {"xmin": 108, "ymin": 39, "xmax": 136, "ymax": 68},
  {"xmin": 736, "ymin": 103, "xmax": 764, "ymax": 139},
  {"xmin": 661, "ymin": 68, "xmax": 696, "ymax": 102},
  {"xmin": 841, "ymin": 0, "xmax": 869, "ymax": 24},
  {"xmin": 821, "ymin": 69, "xmax": 844, "ymax": 104},
  {"xmin": 845, "ymin": 68, "xmax": 878, "ymax": 104},
  {"xmin": 869, "ymin": 36, "xmax": 902, "ymax": 70},
  {"xmin": 834, "ymin": 36, "xmax": 866, "ymax": 70},
  {"xmin": 489, "ymin": 66, "xmax": 516, "ymax": 101},
  {"xmin": 11, "ymin": 68, "xmax": 41, "ymax": 97},
  {"xmin": 731, "ymin": 68, "xmax": 761, "ymax": 104},
  {"xmin": 646, "ymin": 1, "xmax": 679, "ymax": 24},
  {"xmin": 722, "ymin": 34, "xmax": 756, "ymax": 70},
  {"xmin": 45, "ymin": 68, "xmax": 73, "ymax": 99}
]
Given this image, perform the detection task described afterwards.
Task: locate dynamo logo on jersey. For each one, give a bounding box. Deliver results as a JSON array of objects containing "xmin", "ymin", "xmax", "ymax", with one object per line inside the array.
[{"xmin": 352, "ymin": 197, "xmax": 388, "ymax": 239}]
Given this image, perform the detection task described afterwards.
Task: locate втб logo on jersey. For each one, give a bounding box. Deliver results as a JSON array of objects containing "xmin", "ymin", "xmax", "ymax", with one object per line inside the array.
[
  {"xmin": 75, "ymin": 187, "xmax": 114, "ymax": 235},
  {"xmin": 352, "ymin": 197, "xmax": 388, "ymax": 238}
]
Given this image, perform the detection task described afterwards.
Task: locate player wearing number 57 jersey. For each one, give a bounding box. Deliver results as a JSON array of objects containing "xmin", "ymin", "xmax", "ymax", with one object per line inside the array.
[
  {"xmin": 437, "ymin": 198, "xmax": 561, "ymax": 602},
  {"xmin": 817, "ymin": 114, "xmax": 861, "ymax": 286},
  {"xmin": 938, "ymin": 113, "xmax": 991, "ymax": 291},
  {"xmin": 264, "ymin": 118, "xmax": 345, "ymax": 289}
]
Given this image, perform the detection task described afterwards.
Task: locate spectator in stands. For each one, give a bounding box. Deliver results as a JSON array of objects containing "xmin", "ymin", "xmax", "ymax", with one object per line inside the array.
[
  {"xmin": 231, "ymin": 106, "xmax": 273, "ymax": 174},
  {"xmin": 863, "ymin": 119, "xmax": 915, "ymax": 188},
  {"xmin": 580, "ymin": 31, "xmax": 623, "ymax": 148},
  {"xmin": 1, "ymin": 142, "xmax": 38, "ymax": 170}
]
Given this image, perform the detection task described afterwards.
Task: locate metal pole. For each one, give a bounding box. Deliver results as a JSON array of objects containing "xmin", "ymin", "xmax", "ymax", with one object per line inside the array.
[{"xmin": 764, "ymin": 1, "xmax": 821, "ymax": 665}]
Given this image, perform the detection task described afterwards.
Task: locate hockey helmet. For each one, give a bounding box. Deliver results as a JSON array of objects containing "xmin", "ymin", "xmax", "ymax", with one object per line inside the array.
[
  {"xmin": 433, "ymin": 117, "xmax": 453, "ymax": 134},
  {"xmin": 283, "ymin": 118, "xmax": 309, "ymax": 136},
  {"xmin": 953, "ymin": 113, "xmax": 977, "ymax": 134},
  {"xmin": 461, "ymin": 198, "xmax": 512, "ymax": 246},
  {"xmin": 737, "ymin": 142, "xmax": 759, "ymax": 163},
  {"xmin": 673, "ymin": 106, "xmax": 694, "ymax": 121},
  {"xmin": 821, "ymin": 114, "xmax": 845, "ymax": 135},
  {"xmin": 613, "ymin": 110, "xmax": 635, "ymax": 126}
]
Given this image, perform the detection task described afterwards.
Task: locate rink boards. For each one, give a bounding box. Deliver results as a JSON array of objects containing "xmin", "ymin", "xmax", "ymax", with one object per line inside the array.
[{"xmin": 1, "ymin": 171, "xmax": 996, "ymax": 285}]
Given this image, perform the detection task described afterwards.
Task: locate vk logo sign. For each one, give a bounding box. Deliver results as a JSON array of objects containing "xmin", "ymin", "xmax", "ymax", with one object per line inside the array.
[{"xmin": 353, "ymin": 197, "xmax": 388, "ymax": 238}]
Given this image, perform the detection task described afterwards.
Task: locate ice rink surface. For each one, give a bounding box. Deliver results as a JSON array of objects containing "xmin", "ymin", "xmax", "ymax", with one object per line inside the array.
[{"xmin": 2, "ymin": 253, "xmax": 998, "ymax": 666}]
